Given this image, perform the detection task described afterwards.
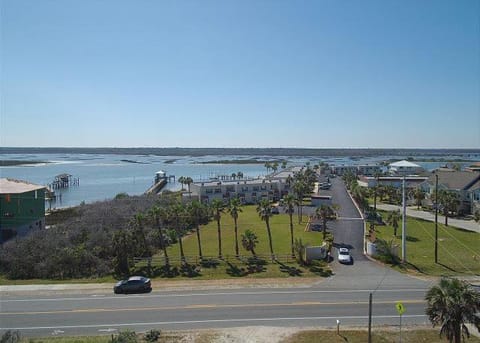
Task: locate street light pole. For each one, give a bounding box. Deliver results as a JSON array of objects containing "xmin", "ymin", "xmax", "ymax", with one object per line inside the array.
[
  {"xmin": 435, "ymin": 173, "xmax": 438, "ymax": 264},
  {"xmin": 402, "ymin": 175, "xmax": 407, "ymax": 263}
]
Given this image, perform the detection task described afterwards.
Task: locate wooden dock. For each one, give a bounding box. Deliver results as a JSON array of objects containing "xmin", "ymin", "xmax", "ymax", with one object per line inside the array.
[
  {"xmin": 145, "ymin": 178, "xmax": 167, "ymax": 195},
  {"xmin": 49, "ymin": 173, "xmax": 79, "ymax": 189}
]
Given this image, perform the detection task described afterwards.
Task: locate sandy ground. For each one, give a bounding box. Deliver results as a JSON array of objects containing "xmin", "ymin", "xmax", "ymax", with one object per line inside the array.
[{"xmin": 162, "ymin": 326, "xmax": 322, "ymax": 343}]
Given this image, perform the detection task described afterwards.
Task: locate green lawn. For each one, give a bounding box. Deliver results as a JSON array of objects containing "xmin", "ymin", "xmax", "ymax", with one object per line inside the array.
[
  {"xmin": 166, "ymin": 205, "xmax": 322, "ymax": 258},
  {"xmin": 374, "ymin": 210, "xmax": 480, "ymax": 276},
  {"xmin": 135, "ymin": 205, "xmax": 332, "ymax": 279}
]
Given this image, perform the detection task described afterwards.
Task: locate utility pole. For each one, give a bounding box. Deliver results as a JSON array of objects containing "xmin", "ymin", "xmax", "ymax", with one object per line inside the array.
[
  {"xmin": 368, "ymin": 292, "xmax": 372, "ymax": 343},
  {"xmin": 402, "ymin": 176, "xmax": 407, "ymax": 263},
  {"xmin": 435, "ymin": 173, "xmax": 439, "ymax": 264}
]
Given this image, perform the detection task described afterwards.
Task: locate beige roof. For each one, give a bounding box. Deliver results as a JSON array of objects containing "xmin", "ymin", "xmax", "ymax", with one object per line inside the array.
[
  {"xmin": 0, "ymin": 178, "xmax": 46, "ymax": 194},
  {"xmin": 428, "ymin": 171, "xmax": 480, "ymax": 191}
]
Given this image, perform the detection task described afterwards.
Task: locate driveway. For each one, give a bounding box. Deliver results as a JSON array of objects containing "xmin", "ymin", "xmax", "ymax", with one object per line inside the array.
[
  {"xmin": 310, "ymin": 177, "xmax": 366, "ymax": 262},
  {"xmin": 310, "ymin": 176, "xmax": 432, "ymax": 291}
]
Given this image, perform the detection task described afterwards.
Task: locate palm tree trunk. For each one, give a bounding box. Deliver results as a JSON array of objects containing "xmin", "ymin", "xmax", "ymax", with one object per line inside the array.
[
  {"xmin": 234, "ymin": 218, "xmax": 239, "ymax": 257},
  {"xmin": 158, "ymin": 221, "xmax": 170, "ymax": 268},
  {"xmin": 266, "ymin": 219, "xmax": 274, "ymax": 260},
  {"xmin": 444, "ymin": 210, "xmax": 449, "ymax": 226},
  {"xmin": 176, "ymin": 217, "xmax": 186, "ymax": 265},
  {"xmin": 289, "ymin": 213, "xmax": 295, "ymax": 258},
  {"xmin": 178, "ymin": 233, "xmax": 186, "ymax": 265},
  {"xmin": 322, "ymin": 217, "xmax": 328, "ymax": 239},
  {"xmin": 217, "ymin": 218, "xmax": 222, "ymax": 259},
  {"xmin": 454, "ymin": 324, "xmax": 461, "ymax": 343},
  {"xmin": 195, "ymin": 222, "xmax": 203, "ymax": 260}
]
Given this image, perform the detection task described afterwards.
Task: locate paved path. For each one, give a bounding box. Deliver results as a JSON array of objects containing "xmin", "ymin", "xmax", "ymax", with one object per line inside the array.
[{"xmin": 376, "ymin": 204, "xmax": 480, "ymax": 233}]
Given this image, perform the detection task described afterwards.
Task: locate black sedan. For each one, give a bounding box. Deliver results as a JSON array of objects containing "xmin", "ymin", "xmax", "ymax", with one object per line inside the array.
[{"xmin": 114, "ymin": 276, "xmax": 152, "ymax": 294}]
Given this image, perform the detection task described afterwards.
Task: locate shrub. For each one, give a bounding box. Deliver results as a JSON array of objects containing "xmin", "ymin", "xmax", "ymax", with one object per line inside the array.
[
  {"xmin": 374, "ymin": 238, "xmax": 400, "ymax": 265},
  {"xmin": 144, "ymin": 329, "xmax": 161, "ymax": 342},
  {"xmin": 0, "ymin": 330, "xmax": 21, "ymax": 343},
  {"xmin": 111, "ymin": 330, "xmax": 137, "ymax": 343}
]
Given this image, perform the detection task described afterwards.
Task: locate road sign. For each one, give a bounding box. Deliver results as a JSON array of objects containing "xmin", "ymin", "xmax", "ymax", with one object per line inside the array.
[{"xmin": 396, "ymin": 301, "xmax": 406, "ymax": 315}]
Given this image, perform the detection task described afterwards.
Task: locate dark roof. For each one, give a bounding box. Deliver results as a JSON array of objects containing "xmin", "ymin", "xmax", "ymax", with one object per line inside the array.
[{"xmin": 428, "ymin": 170, "xmax": 480, "ymax": 191}]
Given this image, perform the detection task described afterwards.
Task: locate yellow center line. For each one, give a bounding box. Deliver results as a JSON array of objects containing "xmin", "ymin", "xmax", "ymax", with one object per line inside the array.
[{"xmin": 2, "ymin": 299, "xmax": 426, "ymax": 315}]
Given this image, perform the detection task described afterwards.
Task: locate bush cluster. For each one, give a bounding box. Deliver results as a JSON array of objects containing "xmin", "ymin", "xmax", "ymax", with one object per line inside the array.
[{"xmin": 0, "ymin": 194, "xmax": 174, "ymax": 279}]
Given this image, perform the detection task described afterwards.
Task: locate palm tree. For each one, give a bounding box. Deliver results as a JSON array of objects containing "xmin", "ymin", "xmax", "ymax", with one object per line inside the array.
[
  {"xmin": 272, "ymin": 161, "xmax": 279, "ymax": 173},
  {"xmin": 437, "ymin": 190, "xmax": 461, "ymax": 226},
  {"xmin": 351, "ymin": 184, "xmax": 368, "ymax": 209},
  {"xmin": 148, "ymin": 205, "xmax": 170, "ymax": 268},
  {"xmin": 282, "ymin": 194, "xmax": 296, "ymax": 258},
  {"xmin": 187, "ymin": 200, "xmax": 206, "ymax": 261},
  {"xmin": 386, "ymin": 209, "xmax": 401, "ymax": 236},
  {"xmin": 292, "ymin": 179, "xmax": 306, "ymax": 223},
  {"xmin": 131, "ymin": 212, "xmax": 150, "ymax": 257},
  {"xmin": 315, "ymin": 204, "xmax": 336, "ymax": 239},
  {"xmin": 372, "ymin": 171, "xmax": 383, "ymax": 212},
  {"xmin": 236, "ymin": 171, "xmax": 244, "ymax": 179},
  {"xmin": 375, "ymin": 238, "xmax": 400, "ymax": 265},
  {"xmin": 281, "ymin": 161, "xmax": 287, "ymax": 169},
  {"xmin": 112, "ymin": 228, "xmax": 135, "ymax": 275},
  {"xmin": 184, "ymin": 177, "xmax": 193, "ymax": 198},
  {"xmin": 227, "ymin": 197, "xmax": 243, "ymax": 257},
  {"xmin": 178, "ymin": 176, "xmax": 186, "ymax": 191},
  {"xmin": 256, "ymin": 199, "xmax": 274, "ymax": 259},
  {"xmin": 425, "ymin": 278, "xmax": 480, "ymax": 343},
  {"xmin": 241, "ymin": 229, "xmax": 259, "ymax": 257},
  {"xmin": 264, "ymin": 162, "xmax": 271, "ymax": 174},
  {"xmin": 210, "ymin": 199, "xmax": 225, "ymax": 259},
  {"xmin": 171, "ymin": 203, "xmax": 187, "ymax": 264},
  {"xmin": 410, "ymin": 188, "xmax": 425, "ymax": 209}
]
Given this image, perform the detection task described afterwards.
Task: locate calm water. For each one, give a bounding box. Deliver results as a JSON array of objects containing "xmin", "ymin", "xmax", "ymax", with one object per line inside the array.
[{"xmin": 1, "ymin": 153, "xmax": 478, "ymax": 208}]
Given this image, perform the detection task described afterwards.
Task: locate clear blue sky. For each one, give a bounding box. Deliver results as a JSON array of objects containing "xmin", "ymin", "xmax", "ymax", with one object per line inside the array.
[{"xmin": 1, "ymin": 0, "xmax": 479, "ymax": 148}]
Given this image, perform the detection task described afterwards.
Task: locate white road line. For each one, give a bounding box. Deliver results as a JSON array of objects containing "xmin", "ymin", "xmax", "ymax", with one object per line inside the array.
[
  {"xmin": 1, "ymin": 314, "xmax": 429, "ymax": 331},
  {"xmin": 1, "ymin": 289, "xmax": 428, "ymax": 303}
]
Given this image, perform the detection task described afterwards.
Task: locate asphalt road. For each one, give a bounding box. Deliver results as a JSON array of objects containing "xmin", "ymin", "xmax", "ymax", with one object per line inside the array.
[
  {"xmin": 0, "ymin": 177, "xmax": 435, "ymax": 338},
  {"xmin": 1, "ymin": 286, "xmax": 431, "ymax": 337}
]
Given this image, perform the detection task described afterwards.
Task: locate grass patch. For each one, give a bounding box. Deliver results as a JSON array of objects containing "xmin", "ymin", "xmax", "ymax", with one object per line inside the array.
[
  {"xmin": 135, "ymin": 205, "xmax": 331, "ymax": 280},
  {"xmin": 374, "ymin": 210, "xmax": 480, "ymax": 276},
  {"xmin": 0, "ymin": 276, "xmax": 116, "ymax": 285},
  {"xmin": 11, "ymin": 328, "xmax": 480, "ymax": 342},
  {"xmin": 166, "ymin": 205, "xmax": 320, "ymax": 258}
]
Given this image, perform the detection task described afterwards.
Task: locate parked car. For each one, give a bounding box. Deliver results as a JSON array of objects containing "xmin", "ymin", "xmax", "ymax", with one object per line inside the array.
[
  {"xmin": 311, "ymin": 223, "xmax": 324, "ymax": 232},
  {"xmin": 337, "ymin": 248, "xmax": 352, "ymax": 264},
  {"xmin": 114, "ymin": 276, "xmax": 152, "ymax": 294},
  {"xmin": 319, "ymin": 182, "xmax": 332, "ymax": 190},
  {"xmin": 271, "ymin": 205, "xmax": 280, "ymax": 214}
]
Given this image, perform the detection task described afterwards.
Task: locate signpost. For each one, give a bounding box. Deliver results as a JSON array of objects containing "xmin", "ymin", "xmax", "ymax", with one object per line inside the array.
[{"xmin": 396, "ymin": 301, "xmax": 406, "ymax": 343}]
